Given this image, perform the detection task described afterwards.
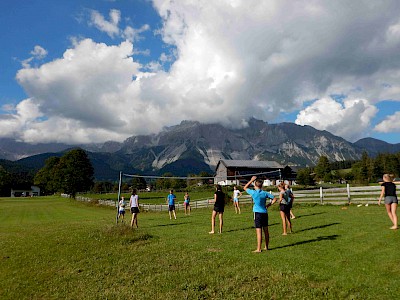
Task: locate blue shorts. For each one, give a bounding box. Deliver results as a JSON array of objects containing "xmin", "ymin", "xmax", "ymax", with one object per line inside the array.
[
  {"xmin": 168, "ymin": 205, "xmax": 176, "ymax": 211},
  {"xmin": 254, "ymin": 212, "xmax": 268, "ymax": 228},
  {"xmin": 233, "ymin": 198, "xmax": 239, "ymax": 202},
  {"xmin": 118, "ymin": 210, "xmax": 125, "ymax": 215}
]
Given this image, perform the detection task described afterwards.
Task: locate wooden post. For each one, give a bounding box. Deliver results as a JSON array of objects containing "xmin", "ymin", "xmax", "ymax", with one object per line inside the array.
[
  {"xmin": 347, "ymin": 184, "xmax": 351, "ymax": 204},
  {"xmin": 320, "ymin": 187, "xmax": 323, "ymax": 204}
]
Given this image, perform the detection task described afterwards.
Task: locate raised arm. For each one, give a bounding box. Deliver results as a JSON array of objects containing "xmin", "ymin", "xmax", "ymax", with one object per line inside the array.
[{"xmin": 243, "ymin": 176, "xmax": 257, "ymax": 191}]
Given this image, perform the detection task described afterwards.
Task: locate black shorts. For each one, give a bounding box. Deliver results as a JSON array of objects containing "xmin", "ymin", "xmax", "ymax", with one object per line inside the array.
[
  {"xmin": 118, "ymin": 210, "xmax": 125, "ymax": 215},
  {"xmin": 213, "ymin": 206, "xmax": 224, "ymax": 213},
  {"xmin": 168, "ymin": 205, "xmax": 175, "ymax": 211},
  {"xmin": 254, "ymin": 212, "xmax": 268, "ymax": 228},
  {"xmin": 280, "ymin": 204, "xmax": 291, "ymax": 213},
  {"xmin": 130, "ymin": 207, "xmax": 140, "ymax": 214}
]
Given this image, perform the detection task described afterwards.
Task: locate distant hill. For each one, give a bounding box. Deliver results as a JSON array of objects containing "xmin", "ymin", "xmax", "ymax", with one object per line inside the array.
[
  {"xmin": 353, "ymin": 137, "xmax": 400, "ymax": 156},
  {"xmin": 1, "ymin": 119, "xmax": 399, "ymax": 180}
]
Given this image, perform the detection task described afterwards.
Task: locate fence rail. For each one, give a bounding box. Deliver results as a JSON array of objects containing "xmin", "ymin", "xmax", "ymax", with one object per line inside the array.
[{"xmin": 69, "ymin": 185, "xmax": 383, "ymax": 211}]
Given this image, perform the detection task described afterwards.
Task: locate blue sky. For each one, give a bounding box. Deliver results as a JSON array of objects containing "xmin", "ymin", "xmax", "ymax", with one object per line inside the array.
[{"xmin": 1, "ymin": 0, "xmax": 399, "ymax": 145}]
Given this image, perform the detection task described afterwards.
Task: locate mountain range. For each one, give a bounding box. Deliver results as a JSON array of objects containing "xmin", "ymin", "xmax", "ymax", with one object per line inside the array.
[{"xmin": 1, "ymin": 119, "xmax": 399, "ymax": 180}]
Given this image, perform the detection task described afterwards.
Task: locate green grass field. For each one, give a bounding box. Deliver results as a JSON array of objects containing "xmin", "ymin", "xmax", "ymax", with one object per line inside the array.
[{"xmin": 1, "ymin": 196, "xmax": 399, "ymax": 299}]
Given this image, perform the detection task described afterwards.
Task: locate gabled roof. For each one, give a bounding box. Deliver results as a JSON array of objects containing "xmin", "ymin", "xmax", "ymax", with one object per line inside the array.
[{"xmin": 217, "ymin": 159, "xmax": 284, "ymax": 169}]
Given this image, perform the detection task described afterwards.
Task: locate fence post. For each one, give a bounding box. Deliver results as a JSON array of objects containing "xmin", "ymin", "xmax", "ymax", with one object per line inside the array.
[
  {"xmin": 320, "ymin": 187, "xmax": 323, "ymax": 204},
  {"xmin": 347, "ymin": 184, "xmax": 351, "ymax": 204}
]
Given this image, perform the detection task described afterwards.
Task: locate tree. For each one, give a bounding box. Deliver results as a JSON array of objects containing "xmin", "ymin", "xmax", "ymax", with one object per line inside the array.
[
  {"xmin": 0, "ymin": 165, "xmax": 12, "ymax": 197},
  {"xmin": 34, "ymin": 149, "xmax": 94, "ymax": 198},
  {"xmin": 34, "ymin": 157, "xmax": 61, "ymax": 194},
  {"xmin": 58, "ymin": 149, "xmax": 94, "ymax": 198},
  {"xmin": 314, "ymin": 156, "xmax": 331, "ymax": 182},
  {"xmin": 296, "ymin": 168, "xmax": 314, "ymax": 186}
]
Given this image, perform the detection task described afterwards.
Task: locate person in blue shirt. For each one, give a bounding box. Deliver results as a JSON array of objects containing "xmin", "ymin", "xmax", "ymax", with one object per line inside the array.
[
  {"xmin": 244, "ymin": 176, "xmax": 276, "ymax": 253},
  {"xmin": 166, "ymin": 189, "xmax": 177, "ymax": 220}
]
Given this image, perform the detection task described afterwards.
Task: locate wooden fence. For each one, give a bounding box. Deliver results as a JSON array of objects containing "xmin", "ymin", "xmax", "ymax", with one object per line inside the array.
[{"xmin": 71, "ymin": 185, "xmax": 383, "ymax": 211}]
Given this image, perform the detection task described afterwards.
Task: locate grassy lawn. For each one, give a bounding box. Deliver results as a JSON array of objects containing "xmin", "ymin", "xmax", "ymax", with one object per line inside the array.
[{"xmin": 1, "ymin": 196, "xmax": 399, "ymax": 299}]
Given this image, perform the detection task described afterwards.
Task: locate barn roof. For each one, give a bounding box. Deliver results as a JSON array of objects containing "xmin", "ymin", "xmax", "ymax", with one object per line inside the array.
[{"xmin": 217, "ymin": 159, "xmax": 284, "ymax": 169}]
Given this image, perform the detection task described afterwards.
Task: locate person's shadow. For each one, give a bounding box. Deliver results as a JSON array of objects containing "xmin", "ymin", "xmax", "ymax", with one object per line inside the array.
[{"xmin": 270, "ymin": 234, "xmax": 339, "ymax": 250}]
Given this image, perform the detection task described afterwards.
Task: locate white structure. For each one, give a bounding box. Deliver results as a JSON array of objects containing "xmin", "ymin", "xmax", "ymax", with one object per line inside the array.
[{"xmin": 11, "ymin": 186, "xmax": 40, "ymax": 197}]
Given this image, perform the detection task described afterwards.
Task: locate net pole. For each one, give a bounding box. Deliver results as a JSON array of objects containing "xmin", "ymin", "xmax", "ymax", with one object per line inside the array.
[{"xmin": 116, "ymin": 171, "xmax": 122, "ymax": 224}]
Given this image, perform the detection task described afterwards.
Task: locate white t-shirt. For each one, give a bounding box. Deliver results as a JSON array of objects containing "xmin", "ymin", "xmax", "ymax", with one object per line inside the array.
[
  {"xmin": 130, "ymin": 195, "xmax": 139, "ymax": 208},
  {"xmin": 233, "ymin": 190, "xmax": 241, "ymax": 199}
]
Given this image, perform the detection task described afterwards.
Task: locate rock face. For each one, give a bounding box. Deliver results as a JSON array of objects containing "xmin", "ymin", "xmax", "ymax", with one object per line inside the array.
[
  {"xmin": 2, "ymin": 119, "xmax": 397, "ymax": 178},
  {"xmin": 114, "ymin": 119, "xmax": 361, "ymax": 174}
]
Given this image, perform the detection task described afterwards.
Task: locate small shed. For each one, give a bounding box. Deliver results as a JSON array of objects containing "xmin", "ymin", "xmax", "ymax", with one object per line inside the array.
[{"xmin": 11, "ymin": 186, "xmax": 40, "ymax": 197}]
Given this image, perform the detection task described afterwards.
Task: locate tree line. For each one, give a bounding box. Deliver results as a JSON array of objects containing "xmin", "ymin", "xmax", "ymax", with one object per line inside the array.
[{"xmin": 296, "ymin": 152, "xmax": 400, "ymax": 185}]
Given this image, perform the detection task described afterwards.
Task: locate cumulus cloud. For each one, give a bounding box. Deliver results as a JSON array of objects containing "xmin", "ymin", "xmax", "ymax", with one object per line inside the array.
[
  {"xmin": 21, "ymin": 45, "xmax": 48, "ymax": 68},
  {"xmin": 374, "ymin": 111, "xmax": 400, "ymax": 133},
  {"xmin": 295, "ymin": 97, "xmax": 378, "ymax": 141},
  {"xmin": 2, "ymin": 1, "xmax": 400, "ymax": 143},
  {"xmin": 89, "ymin": 9, "xmax": 150, "ymax": 42}
]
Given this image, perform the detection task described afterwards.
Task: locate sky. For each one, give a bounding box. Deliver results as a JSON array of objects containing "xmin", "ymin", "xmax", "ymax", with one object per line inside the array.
[{"xmin": 1, "ymin": 0, "xmax": 400, "ymax": 145}]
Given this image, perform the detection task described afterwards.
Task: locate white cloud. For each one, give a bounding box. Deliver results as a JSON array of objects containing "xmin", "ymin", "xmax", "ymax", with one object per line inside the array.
[
  {"xmin": 3, "ymin": 1, "xmax": 400, "ymax": 143},
  {"xmin": 374, "ymin": 111, "xmax": 400, "ymax": 133},
  {"xmin": 89, "ymin": 9, "xmax": 121, "ymax": 38},
  {"xmin": 30, "ymin": 45, "xmax": 48, "ymax": 59},
  {"xmin": 21, "ymin": 45, "xmax": 48, "ymax": 68},
  {"xmin": 295, "ymin": 97, "xmax": 378, "ymax": 141}
]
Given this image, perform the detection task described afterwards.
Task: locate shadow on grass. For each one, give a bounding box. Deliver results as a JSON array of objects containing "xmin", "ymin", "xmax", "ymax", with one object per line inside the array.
[
  {"xmin": 225, "ymin": 222, "xmax": 280, "ymax": 233},
  {"xmin": 293, "ymin": 212, "xmax": 326, "ymax": 219},
  {"xmin": 155, "ymin": 221, "xmax": 188, "ymax": 227},
  {"xmin": 271, "ymin": 234, "xmax": 339, "ymax": 250},
  {"xmin": 295, "ymin": 222, "xmax": 340, "ymax": 233}
]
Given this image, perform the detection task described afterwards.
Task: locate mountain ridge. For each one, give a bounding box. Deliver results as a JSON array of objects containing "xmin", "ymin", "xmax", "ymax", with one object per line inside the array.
[{"xmin": 1, "ymin": 120, "xmax": 399, "ymax": 180}]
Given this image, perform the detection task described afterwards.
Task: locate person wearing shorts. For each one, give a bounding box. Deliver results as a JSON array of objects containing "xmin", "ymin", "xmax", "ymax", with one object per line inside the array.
[
  {"xmin": 183, "ymin": 192, "xmax": 191, "ymax": 215},
  {"xmin": 379, "ymin": 174, "xmax": 398, "ymax": 229},
  {"xmin": 117, "ymin": 196, "xmax": 126, "ymax": 223},
  {"xmin": 129, "ymin": 189, "xmax": 139, "ymax": 228},
  {"xmin": 233, "ymin": 186, "xmax": 242, "ymax": 214},
  {"xmin": 209, "ymin": 185, "xmax": 225, "ymax": 234},
  {"xmin": 167, "ymin": 190, "xmax": 177, "ymax": 220},
  {"xmin": 244, "ymin": 176, "xmax": 276, "ymax": 253},
  {"xmin": 278, "ymin": 183, "xmax": 292, "ymax": 235}
]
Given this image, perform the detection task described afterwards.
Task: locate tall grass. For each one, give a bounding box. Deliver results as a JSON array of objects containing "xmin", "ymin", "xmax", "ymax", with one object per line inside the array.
[{"xmin": 1, "ymin": 196, "xmax": 399, "ymax": 299}]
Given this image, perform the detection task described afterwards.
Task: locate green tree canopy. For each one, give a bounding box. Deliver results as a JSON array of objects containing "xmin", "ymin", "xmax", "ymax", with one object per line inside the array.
[{"xmin": 34, "ymin": 149, "xmax": 94, "ymax": 198}]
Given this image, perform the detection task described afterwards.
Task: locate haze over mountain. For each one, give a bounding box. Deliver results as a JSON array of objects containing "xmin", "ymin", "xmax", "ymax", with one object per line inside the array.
[{"xmin": 1, "ymin": 119, "xmax": 399, "ymax": 180}]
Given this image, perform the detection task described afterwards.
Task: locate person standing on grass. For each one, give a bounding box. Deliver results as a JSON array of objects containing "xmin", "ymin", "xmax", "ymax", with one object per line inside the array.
[
  {"xmin": 378, "ymin": 174, "xmax": 398, "ymax": 230},
  {"xmin": 209, "ymin": 185, "xmax": 225, "ymax": 234},
  {"xmin": 278, "ymin": 183, "xmax": 293, "ymax": 235},
  {"xmin": 233, "ymin": 186, "xmax": 242, "ymax": 214},
  {"xmin": 244, "ymin": 176, "xmax": 276, "ymax": 253},
  {"xmin": 117, "ymin": 196, "xmax": 126, "ymax": 223},
  {"xmin": 167, "ymin": 189, "xmax": 177, "ymax": 220},
  {"xmin": 285, "ymin": 183, "xmax": 296, "ymax": 219},
  {"xmin": 129, "ymin": 189, "xmax": 139, "ymax": 228},
  {"xmin": 183, "ymin": 192, "xmax": 191, "ymax": 215}
]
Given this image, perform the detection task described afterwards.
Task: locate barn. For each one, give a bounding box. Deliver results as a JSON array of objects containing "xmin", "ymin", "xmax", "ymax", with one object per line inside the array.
[{"xmin": 214, "ymin": 159, "xmax": 296, "ymax": 186}]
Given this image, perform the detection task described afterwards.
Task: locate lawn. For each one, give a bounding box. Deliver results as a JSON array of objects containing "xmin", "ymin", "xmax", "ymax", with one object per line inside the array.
[{"xmin": 0, "ymin": 196, "xmax": 399, "ymax": 299}]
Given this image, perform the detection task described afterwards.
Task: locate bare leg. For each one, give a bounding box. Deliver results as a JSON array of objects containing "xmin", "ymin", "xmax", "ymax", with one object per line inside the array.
[
  {"xmin": 173, "ymin": 210, "xmax": 177, "ymax": 220},
  {"xmin": 209, "ymin": 210, "xmax": 216, "ymax": 233},
  {"xmin": 385, "ymin": 204, "xmax": 395, "ymax": 225},
  {"xmin": 254, "ymin": 228, "xmax": 262, "ymax": 252},
  {"xmin": 280, "ymin": 211, "xmax": 287, "ymax": 235},
  {"xmin": 169, "ymin": 211, "xmax": 172, "ymax": 220},
  {"xmin": 218, "ymin": 213, "xmax": 223, "ymax": 233},
  {"xmin": 290, "ymin": 209, "xmax": 296, "ymax": 219},
  {"xmin": 263, "ymin": 226, "xmax": 269, "ymax": 250},
  {"xmin": 390, "ymin": 203, "xmax": 398, "ymax": 229},
  {"xmin": 237, "ymin": 202, "xmax": 241, "ymax": 214}
]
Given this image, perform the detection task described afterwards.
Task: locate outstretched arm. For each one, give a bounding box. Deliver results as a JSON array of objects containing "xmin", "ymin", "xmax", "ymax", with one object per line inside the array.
[{"xmin": 243, "ymin": 176, "xmax": 257, "ymax": 191}]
